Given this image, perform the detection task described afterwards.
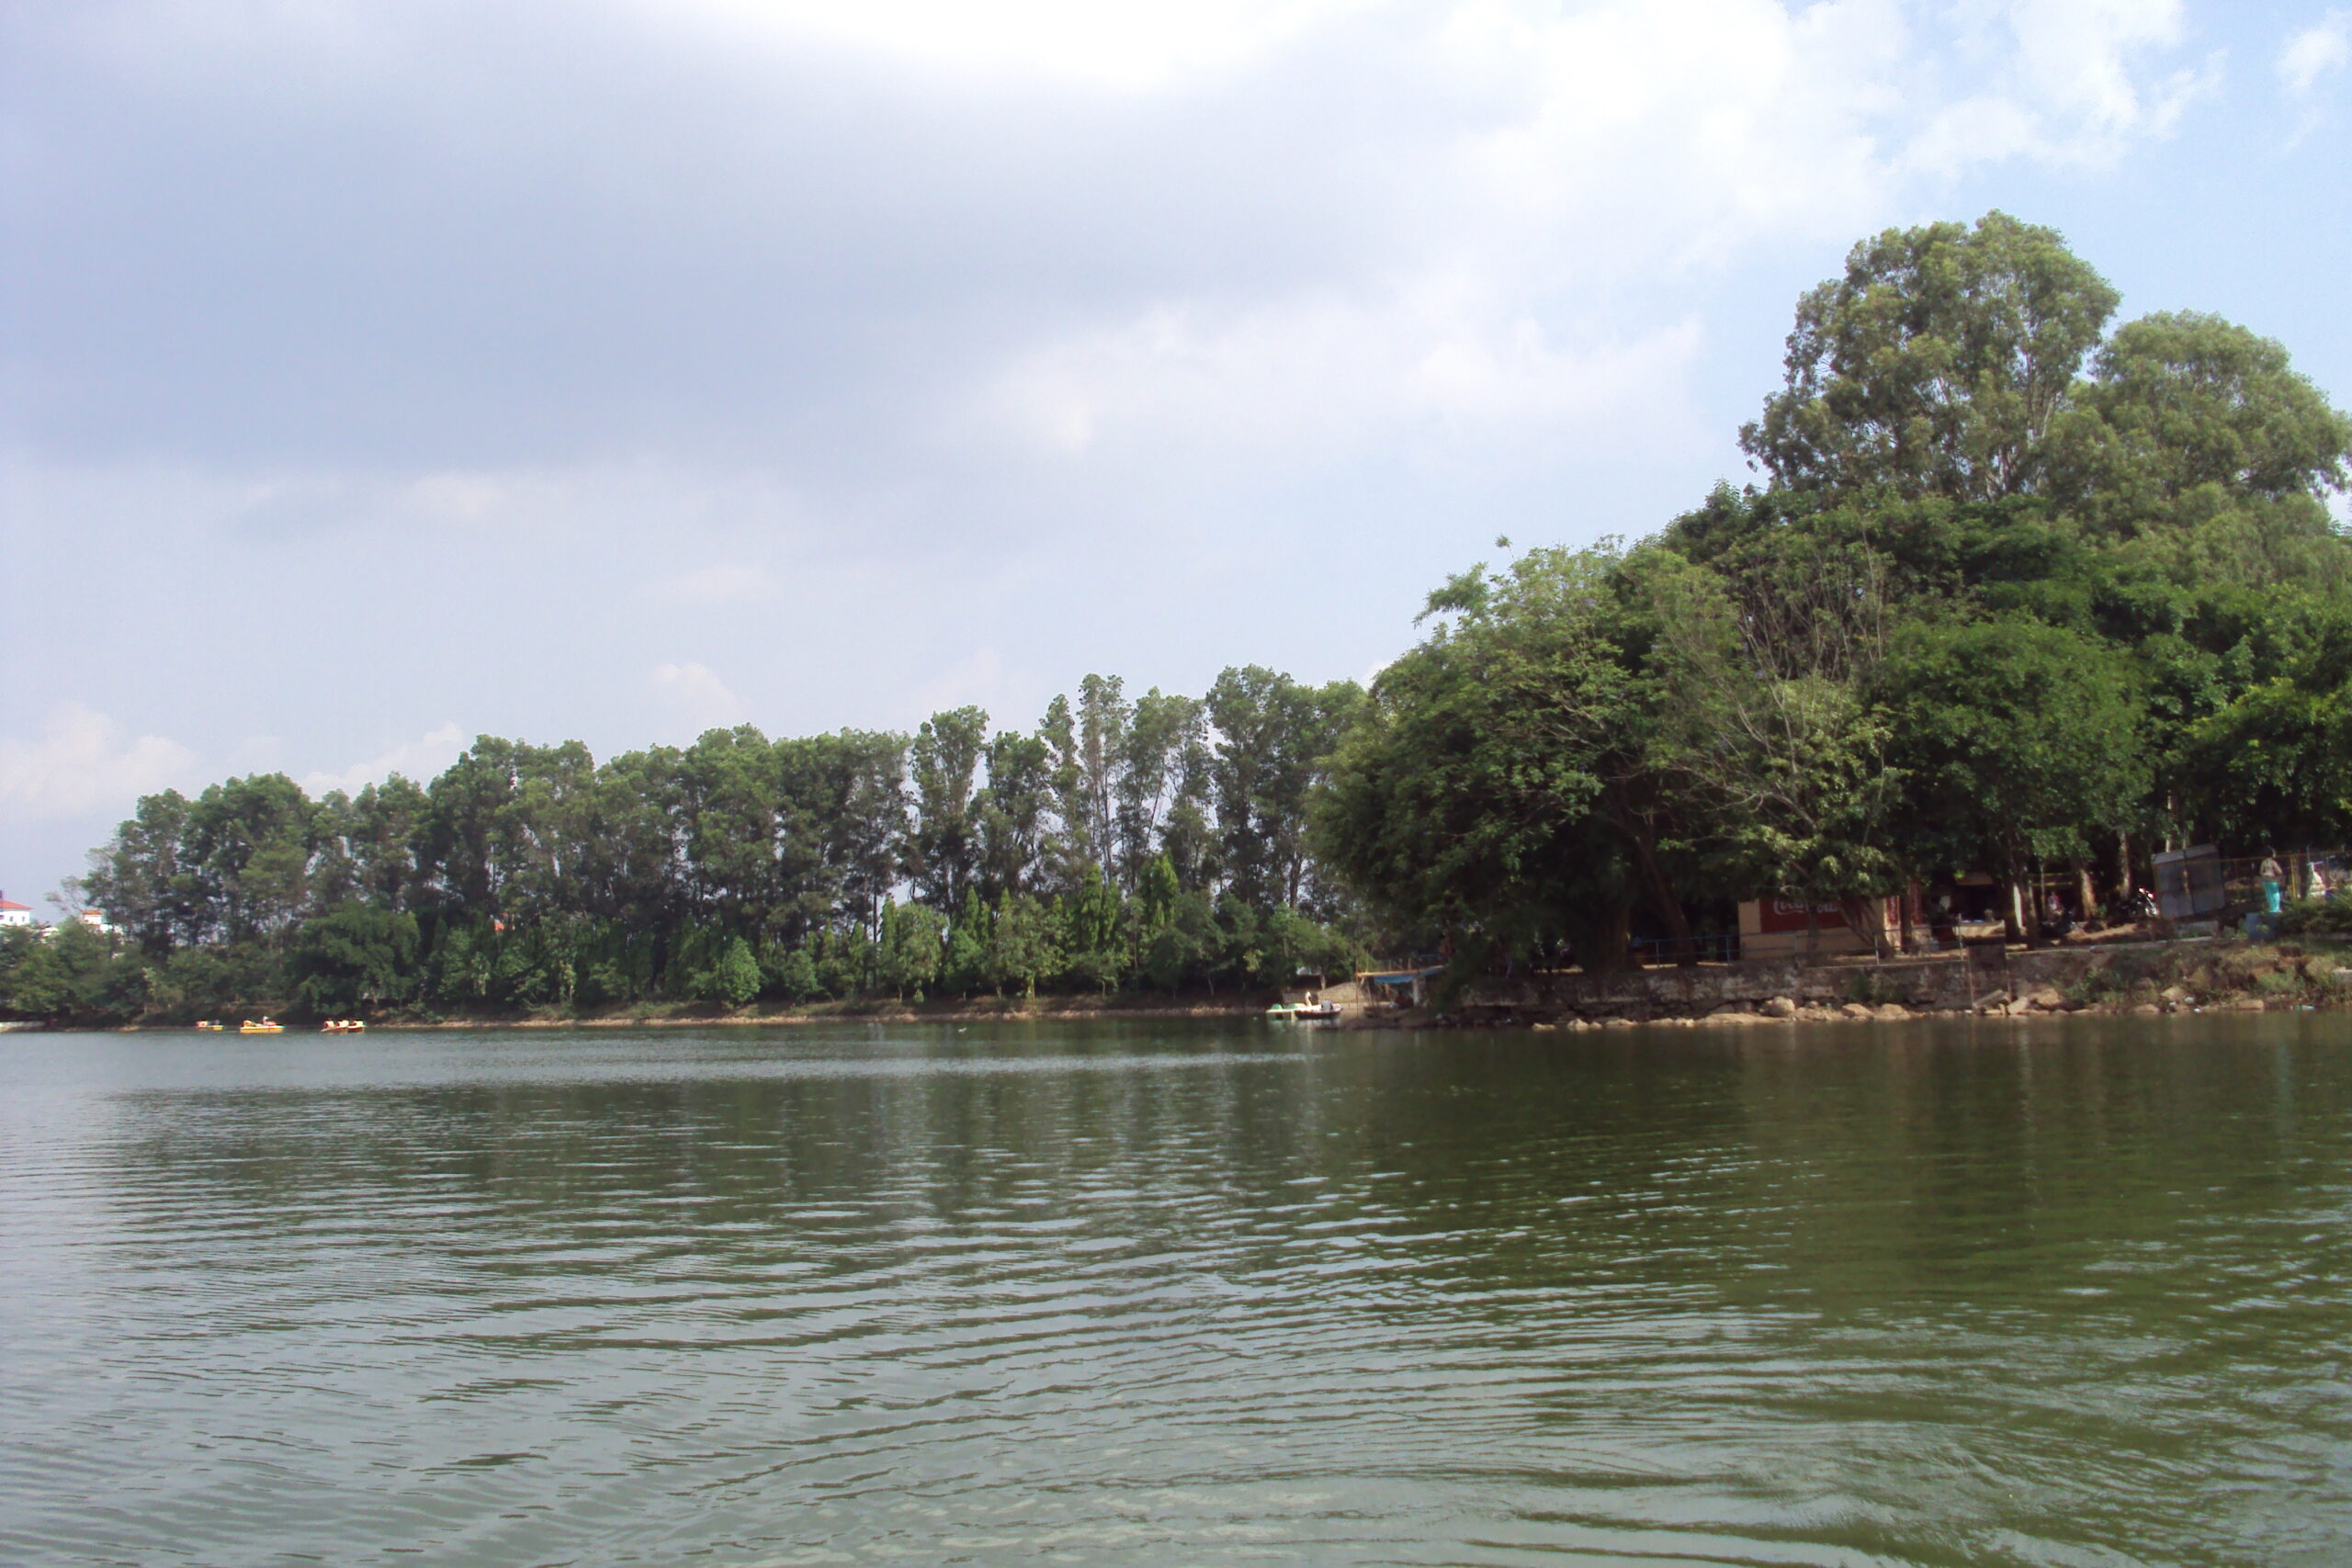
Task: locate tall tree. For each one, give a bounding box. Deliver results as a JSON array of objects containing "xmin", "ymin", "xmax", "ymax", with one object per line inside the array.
[
  {"xmin": 178, "ymin": 773, "xmax": 315, "ymax": 944},
  {"xmin": 676, "ymin": 726, "xmax": 782, "ymax": 934},
  {"xmin": 82, "ymin": 789, "xmax": 195, "ymax": 954},
  {"xmin": 907, "ymin": 706, "xmax": 989, "ymax": 914},
  {"xmin": 1114, "ymin": 689, "xmax": 1207, "ymax": 891},
  {"xmin": 1208, "ymin": 666, "xmax": 1363, "ymax": 911},
  {"xmin": 1312, "ymin": 552, "xmax": 1641, "ymax": 960},
  {"xmin": 1743, "ymin": 211, "xmax": 2119, "ymax": 502},
  {"xmin": 976, "ymin": 729, "xmax": 1051, "ymax": 902},
  {"xmin": 1644, "ymin": 526, "xmax": 1899, "ymax": 920}
]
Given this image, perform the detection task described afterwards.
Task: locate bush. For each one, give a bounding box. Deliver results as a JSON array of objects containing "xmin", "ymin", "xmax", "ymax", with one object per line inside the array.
[
  {"xmin": 2254, "ymin": 966, "xmax": 2305, "ymax": 997},
  {"xmin": 683, "ymin": 931, "xmax": 762, "ymax": 1007},
  {"xmin": 1844, "ymin": 969, "xmax": 1907, "ymax": 1007},
  {"xmin": 772, "ymin": 946, "xmax": 819, "ymax": 1002},
  {"xmin": 2277, "ymin": 897, "xmax": 2352, "ymax": 937},
  {"xmin": 710, "ymin": 937, "xmax": 761, "ymax": 1008},
  {"xmin": 289, "ymin": 904, "xmax": 421, "ymax": 1013}
]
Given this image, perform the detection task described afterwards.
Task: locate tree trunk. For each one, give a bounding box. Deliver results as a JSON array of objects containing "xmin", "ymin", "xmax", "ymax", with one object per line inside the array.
[
  {"xmin": 2114, "ymin": 829, "xmax": 2132, "ymax": 906},
  {"xmin": 2075, "ymin": 859, "xmax": 2098, "ymax": 923},
  {"xmin": 2004, "ymin": 873, "xmax": 2025, "ymax": 945},
  {"xmin": 1638, "ymin": 846, "xmax": 1694, "ymax": 965},
  {"xmin": 1578, "ymin": 904, "xmax": 1634, "ymax": 975},
  {"xmin": 1838, "ymin": 896, "xmax": 1886, "ymax": 962},
  {"xmin": 1613, "ymin": 803, "xmax": 1694, "ymax": 966}
]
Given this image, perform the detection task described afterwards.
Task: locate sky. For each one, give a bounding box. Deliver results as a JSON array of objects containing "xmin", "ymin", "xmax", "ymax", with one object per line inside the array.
[{"xmin": 4, "ymin": 0, "xmax": 2350, "ymax": 907}]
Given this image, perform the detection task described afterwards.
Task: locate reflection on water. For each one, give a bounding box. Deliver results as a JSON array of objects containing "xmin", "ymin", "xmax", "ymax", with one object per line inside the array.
[{"xmin": 4, "ymin": 1018, "xmax": 2351, "ymax": 1564}]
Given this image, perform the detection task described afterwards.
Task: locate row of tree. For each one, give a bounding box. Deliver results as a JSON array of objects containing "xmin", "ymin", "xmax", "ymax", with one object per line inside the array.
[
  {"xmin": 13, "ymin": 211, "xmax": 2352, "ymax": 1022},
  {"xmin": 3, "ymin": 670, "xmax": 1364, "ymax": 1020},
  {"xmin": 1313, "ymin": 213, "xmax": 2352, "ymax": 966}
]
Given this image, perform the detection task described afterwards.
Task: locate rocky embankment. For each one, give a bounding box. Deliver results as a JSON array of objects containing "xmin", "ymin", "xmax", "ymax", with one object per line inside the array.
[{"xmin": 1381, "ymin": 940, "xmax": 2352, "ymax": 1030}]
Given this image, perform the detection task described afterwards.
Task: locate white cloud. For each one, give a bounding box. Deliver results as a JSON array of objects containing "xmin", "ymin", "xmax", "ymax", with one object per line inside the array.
[
  {"xmin": 967, "ymin": 0, "xmax": 2207, "ymax": 480},
  {"xmin": 299, "ymin": 723, "xmax": 467, "ymax": 796},
  {"xmin": 683, "ymin": 0, "xmax": 1374, "ymax": 90},
  {"xmin": 985, "ymin": 288, "xmax": 1706, "ymax": 469},
  {"xmin": 1, "ymin": 0, "xmax": 2233, "ymax": 897},
  {"xmin": 649, "ymin": 661, "xmax": 748, "ymax": 737},
  {"xmin": 2280, "ymin": 12, "xmax": 2349, "ymax": 95},
  {"xmin": 0, "ymin": 705, "xmax": 199, "ymax": 821},
  {"xmin": 1906, "ymin": 0, "xmax": 2211, "ymax": 174}
]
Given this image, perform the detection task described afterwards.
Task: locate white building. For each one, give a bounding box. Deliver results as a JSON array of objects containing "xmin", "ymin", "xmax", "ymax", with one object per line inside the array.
[{"xmin": 0, "ymin": 894, "xmax": 31, "ymax": 930}]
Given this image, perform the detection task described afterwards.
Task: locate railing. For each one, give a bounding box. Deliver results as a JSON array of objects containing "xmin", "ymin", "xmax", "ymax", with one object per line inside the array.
[{"xmin": 1626, "ymin": 933, "xmax": 1741, "ymax": 966}]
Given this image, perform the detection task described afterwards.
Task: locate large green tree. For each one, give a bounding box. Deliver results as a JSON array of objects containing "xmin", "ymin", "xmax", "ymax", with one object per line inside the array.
[
  {"xmin": 1313, "ymin": 547, "xmax": 1656, "ymax": 964},
  {"xmin": 1743, "ymin": 211, "xmax": 2120, "ymax": 503},
  {"xmin": 1880, "ymin": 616, "xmax": 2147, "ymax": 937}
]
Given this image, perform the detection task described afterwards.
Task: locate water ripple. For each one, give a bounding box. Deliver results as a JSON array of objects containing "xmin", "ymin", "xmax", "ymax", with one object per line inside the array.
[{"xmin": 4, "ymin": 1018, "xmax": 2352, "ymax": 1564}]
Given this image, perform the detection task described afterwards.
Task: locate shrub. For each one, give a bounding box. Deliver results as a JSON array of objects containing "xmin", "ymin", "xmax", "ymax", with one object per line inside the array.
[{"xmin": 2277, "ymin": 897, "xmax": 2352, "ymax": 937}]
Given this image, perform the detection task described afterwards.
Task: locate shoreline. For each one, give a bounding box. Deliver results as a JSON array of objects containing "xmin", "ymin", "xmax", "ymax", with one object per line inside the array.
[{"xmin": 17, "ymin": 937, "xmax": 2352, "ymax": 1033}]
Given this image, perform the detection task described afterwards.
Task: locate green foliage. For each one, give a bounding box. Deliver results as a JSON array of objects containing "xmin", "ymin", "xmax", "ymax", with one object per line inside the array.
[
  {"xmin": 288, "ymin": 905, "xmax": 421, "ymax": 1013},
  {"xmin": 72, "ymin": 660, "xmax": 1364, "ymax": 1021},
  {"xmin": 876, "ymin": 900, "xmax": 944, "ymax": 999},
  {"xmin": 985, "ymin": 894, "xmax": 1060, "ymax": 998},
  {"xmin": 0, "ymin": 921, "xmax": 151, "ymax": 1021},
  {"xmin": 1317, "ymin": 211, "xmax": 2352, "ymax": 961},
  {"xmin": 772, "ymin": 945, "xmax": 820, "ymax": 1002},
  {"xmin": 708, "ymin": 936, "xmax": 763, "ymax": 1009},
  {"xmin": 1742, "ymin": 211, "xmax": 2119, "ymax": 502},
  {"xmin": 1313, "ymin": 547, "xmax": 1629, "ymax": 950},
  {"xmin": 1879, "ymin": 615, "xmax": 2147, "ymax": 885},
  {"xmin": 2277, "ymin": 897, "xmax": 2352, "ymax": 938}
]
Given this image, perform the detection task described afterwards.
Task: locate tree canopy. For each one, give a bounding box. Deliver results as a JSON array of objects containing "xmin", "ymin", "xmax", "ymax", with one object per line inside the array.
[
  {"xmin": 24, "ymin": 670, "xmax": 1365, "ymax": 1022},
  {"xmin": 1316, "ymin": 211, "xmax": 2352, "ymax": 962}
]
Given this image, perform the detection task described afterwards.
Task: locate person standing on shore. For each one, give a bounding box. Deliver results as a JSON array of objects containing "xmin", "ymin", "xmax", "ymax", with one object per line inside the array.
[{"xmin": 2260, "ymin": 853, "xmax": 2285, "ymax": 913}]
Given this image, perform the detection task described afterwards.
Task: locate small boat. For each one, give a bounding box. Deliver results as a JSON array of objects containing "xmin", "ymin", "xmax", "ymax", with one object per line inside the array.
[
  {"xmin": 194, "ymin": 1020, "xmax": 224, "ymax": 1032},
  {"xmin": 239, "ymin": 1018, "xmax": 284, "ymax": 1034},
  {"xmin": 1265, "ymin": 999, "xmax": 1341, "ymax": 1022},
  {"xmin": 322, "ymin": 1019, "xmax": 368, "ymax": 1033}
]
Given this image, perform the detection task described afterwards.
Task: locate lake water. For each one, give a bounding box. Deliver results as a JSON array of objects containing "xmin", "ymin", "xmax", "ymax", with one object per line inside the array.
[{"xmin": 4, "ymin": 1018, "xmax": 2350, "ymax": 1566}]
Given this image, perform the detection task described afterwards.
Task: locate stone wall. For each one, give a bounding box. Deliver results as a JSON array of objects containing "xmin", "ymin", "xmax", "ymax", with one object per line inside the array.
[{"xmin": 1434, "ymin": 938, "xmax": 2232, "ymax": 1024}]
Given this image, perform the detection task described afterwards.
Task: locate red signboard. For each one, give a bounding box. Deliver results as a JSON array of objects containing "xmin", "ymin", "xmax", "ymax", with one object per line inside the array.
[{"xmin": 1755, "ymin": 897, "xmax": 1893, "ymax": 935}]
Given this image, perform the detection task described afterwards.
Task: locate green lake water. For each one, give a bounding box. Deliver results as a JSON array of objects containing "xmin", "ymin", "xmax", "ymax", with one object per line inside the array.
[{"xmin": 4, "ymin": 1017, "xmax": 2350, "ymax": 1565}]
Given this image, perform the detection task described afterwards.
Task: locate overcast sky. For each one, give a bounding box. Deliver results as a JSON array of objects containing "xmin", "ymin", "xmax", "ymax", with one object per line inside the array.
[{"xmin": 5, "ymin": 0, "xmax": 2350, "ymax": 905}]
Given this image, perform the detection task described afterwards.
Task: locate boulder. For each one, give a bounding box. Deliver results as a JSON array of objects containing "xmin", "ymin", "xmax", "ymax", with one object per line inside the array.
[
  {"xmin": 2160, "ymin": 985, "xmax": 2190, "ymax": 1005},
  {"xmin": 1874, "ymin": 1003, "xmax": 1912, "ymax": 1021},
  {"xmin": 1760, "ymin": 997, "xmax": 1798, "ymax": 1019},
  {"xmin": 2130, "ymin": 1002, "xmax": 2163, "ymax": 1016},
  {"xmin": 1840, "ymin": 1001, "xmax": 1876, "ymax": 1020},
  {"xmin": 2028, "ymin": 987, "xmax": 2068, "ymax": 1011}
]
